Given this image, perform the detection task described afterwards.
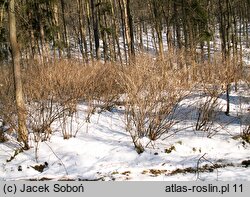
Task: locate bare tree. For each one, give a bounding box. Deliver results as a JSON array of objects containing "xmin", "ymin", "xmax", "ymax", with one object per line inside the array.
[{"xmin": 8, "ymin": 0, "xmax": 29, "ymax": 149}]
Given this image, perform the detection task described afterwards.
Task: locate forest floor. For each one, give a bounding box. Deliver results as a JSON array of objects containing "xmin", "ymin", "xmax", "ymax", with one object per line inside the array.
[{"xmin": 0, "ymin": 84, "xmax": 250, "ymax": 181}]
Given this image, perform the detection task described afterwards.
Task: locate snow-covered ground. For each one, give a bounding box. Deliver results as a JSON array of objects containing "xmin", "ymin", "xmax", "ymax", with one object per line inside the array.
[{"xmin": 0, "ymin": 86, "xmax": 250, "ymax": 181}]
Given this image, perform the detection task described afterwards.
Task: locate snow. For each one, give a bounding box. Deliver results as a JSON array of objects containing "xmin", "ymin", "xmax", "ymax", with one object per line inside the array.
[{"xmin": 0, "ymin": 87, "xmax": 250, "ymax": 181}]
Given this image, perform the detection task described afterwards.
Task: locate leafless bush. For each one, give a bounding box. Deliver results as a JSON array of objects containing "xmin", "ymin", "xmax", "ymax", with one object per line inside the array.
[
  {"xmin": 193, "ymin": 59, "xmax": 233, "ymax": 136},
  {"xmin": 239, "ymin": 100, "xmax": 250, "ymax": 143},
  {"xmin": 0, "ymin": 59, "xmax": 124, "ymax": 142},
  {"xmin": 0, "ymin": 125, "xmax": 7, "ymax": 142},
  {"xmin": 242, "ymin": 125, "xmax": 250, "ymax": 143},
  {"xmin": 83, "ymin": 62, "xmax": 123, "ymax": 118},
  {"xmin": 119, "ymin": 55, "xmax": 188, "ymax": 153},
  {"xmin": 195, "ymin": 95, "xmax": 220, "ymax": 134},
  {"xmin": 22, "ymin": 61, "xmax": 85, "ymax": 141},
  {"xmin": 0, "ymin": 66, "xmax": 18, "ymax": 134}
]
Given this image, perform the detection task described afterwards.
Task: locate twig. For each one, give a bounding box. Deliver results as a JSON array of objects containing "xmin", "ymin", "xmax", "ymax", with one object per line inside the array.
[
  {"xmin": 163, "ymin": 125, "xmax": 193, "ymax": 140},
  {"xmin": 44, "ymin": 142, "xmax": 68, "ymax": 175},
  {"xmin": 6, "ymin": 146, "xmax": 24, "ymax": 162},
  {"xmin": 196, "ymin": 153, "xmax": 219, "ymax": 181}
]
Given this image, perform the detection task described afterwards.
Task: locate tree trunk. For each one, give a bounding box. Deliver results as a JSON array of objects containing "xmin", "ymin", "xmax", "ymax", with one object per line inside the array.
[
  {"xmin": 152, "ymin": 0, "xmax": 164, "ymax": 59},
  {"xmin": 0, "ymin": 2, "xmax": 5, "ymax": 27},
  {"xmin": 122, "ymin": 0, "xmax": 135, "ymax": 62},
  {"xmin": 85, "ymin": 0, "xmax": 94, "ymax": 61},
  {"xmin": 90, "ymin": 0, "xmax": 100, "ymax": 60},
  {"xmin": 77, "ymin": 0, "xmax": 88, "ymax": 61},
  {"xmin": 225, "ymin": 84, "xmax": 230, "ymax": 116},
  {"xmin": 61, "ymin": 0, "xmax": 71, "ymax": 58},
  {"xmin": 8, "ymin": 0, "xmax": 29, "ymax": 150},
  {"xmin": 118, "ymin": 0, "xmax": 128, "ymax": 63},
  {"xmin": 52, "ymin": 2, "xmax": 62, "ymax": 58},
  {"xmin": 110, "ymin": 0, "xmax": 122, "ymax": 63},
  {"xmin": 174, "ymin": 1, "xmax": 181, "ymax": 49},
  {"xmin": 126, "ymin": 0, "xmax": 135, "ymax": 59}
]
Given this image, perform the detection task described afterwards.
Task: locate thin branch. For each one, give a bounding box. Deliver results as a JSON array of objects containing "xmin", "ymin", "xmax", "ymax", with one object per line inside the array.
[{"xmin": 44, "ymin": 141, "xmax": 68, "ymax": 175}]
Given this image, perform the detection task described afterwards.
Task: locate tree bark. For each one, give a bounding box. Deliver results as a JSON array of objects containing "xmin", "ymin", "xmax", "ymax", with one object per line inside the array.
[
  {"xmin": 118, "ymin": 0, "xmax": 128, "ymax": 63},
  {"xmin": 8, "ymin": 0, "xmax": 29, "ymax": 149},
  {"xmin": 126, "ymin": 0, "xmax": 135, "ymax": 59},
  {"xmin": 52, "ymin": 2, "xmax": 62, "ymax": 58},
  {"xmin": 152, "ymin": 0, "xmax": 164, "ymax": 59},
  {"xmin": 61, "ymin": 0, "xmax": 71, "ymax": 58},
  {"xmin": 77, "ymin": 0, "xmax": 88, "ymax": 61},
  {"xmin": 90, "ymin": 0, "xmax": 100, "ymax": 60}
]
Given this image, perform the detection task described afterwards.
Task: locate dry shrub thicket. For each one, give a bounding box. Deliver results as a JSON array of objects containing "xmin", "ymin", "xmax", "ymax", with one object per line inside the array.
[
  {"xmin": 23, "ymin": 60, "xmax": 86, "ymax": 140},
  {"xmin": 174, "ymin": 53, "xmax": 244, "ymax": 137},
  {"xmin": 243, "ymin": 125, "xmax": 250, "ymax": 142},
  {"xmin": 118, "ymin": 55, "xmax": 189, "ymax": 153},
  {"xmin": 0, "ymin": 60, "xmax": 123, "ymax": 141},
  {"xmin": 193, "ymin": 60, "xmax": 226, "ymax": 136},
  {"xmin": 0, "ymin": 68, "xmax": 17, "ymax": 134},
  {"xmin": 0, "ymin": 51, "xmax": 248, "ymax": 150},
  {"xmin": 24, "ymin": 60, "xmax": 123, "ymax": 140}
]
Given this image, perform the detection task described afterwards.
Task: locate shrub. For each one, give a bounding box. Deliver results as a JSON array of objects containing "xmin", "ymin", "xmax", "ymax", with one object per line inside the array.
[
  {"xmin": 195, "ymin": 94, "xmax": 220, "ymax": 133},
  {"xmin": 119, "ymin": 55, "xmax": 188, "ymax": 153},
  {"xmin": 0, "ymin": 66, "xmax": 18, "ymax": 134},
  {"xmin": 0, "ymin": 59, "xmax": 124, "ymax": 142}
]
